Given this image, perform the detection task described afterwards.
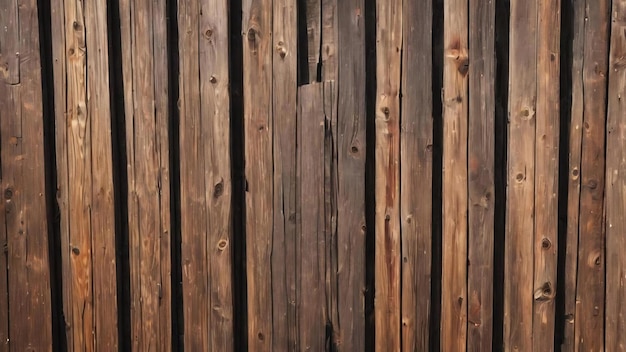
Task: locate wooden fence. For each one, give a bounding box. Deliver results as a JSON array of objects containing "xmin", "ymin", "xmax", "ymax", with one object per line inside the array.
[{"xmin": 1, "ymin": 0, "xmax": 625, "ymax": 350}]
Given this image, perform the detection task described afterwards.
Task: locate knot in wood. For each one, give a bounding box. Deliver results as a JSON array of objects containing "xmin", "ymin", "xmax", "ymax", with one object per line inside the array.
[
  {"xmin": 217, "ymin": 239, "xmax": 228, "ymax": 251},
  {"xmin": 209, "ymin": 75, "xmax": 218, "ymax": 84},
  {"xmin": 4, "ymin": 188, "xmax": 13, "ymax": 200},
  {"xmin": 247, "ymin": 28, "xmax": 257, "ymax": 41},
  {"xmin": 204, "ymin": 28, "xmax": 213, "ymax": 40},
  {"xmin": 534, "ymin": 282, "xmax": 554, "ymax": 301},
  {"xmin": 213, "ymin": 181, "xmax": 224, "ymax": 198},
  {"xmin": 541, "ymin": 238, "xmax": 552, "ymax": 250}
]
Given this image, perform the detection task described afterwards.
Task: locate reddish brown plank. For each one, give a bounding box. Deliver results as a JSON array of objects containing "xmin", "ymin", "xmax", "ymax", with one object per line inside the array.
[
  {"xmin": 321, "ymin": 0, "xmax": 336, "ymax": 81},
  {"xmin": 306, "ymin": 0, "xmax": 321, "ymax": 82}
]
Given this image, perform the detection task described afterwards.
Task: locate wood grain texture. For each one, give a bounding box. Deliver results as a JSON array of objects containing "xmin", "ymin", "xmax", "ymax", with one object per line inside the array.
[
  {"xmin": 0, "ymin": 0, "xmax": 53, "ymax": 348},
  {"xmin": 51, "ymin": 0, "xmax": 119, "ymax": 349},
  {"xmin": 306, "ymin": 0, "xmax": 321, "ymax": 82},
  {"xmin": 441, "ymin": 0, "xmax": 469, "ymax": 349},
  {"xmin": 243, "ymin": 0, "xmax": 274, "ymax": 349},
  {"xmin": 573, "ymin": 1, "xmax": 610, "ymax": 350},
  {"xmin": 119, "ymin": 0, "xmax": 172, "ymax": 349},
  {"xmin": 400, "ymin": 0, "xmax": 433, "ymax": 349},
  {"xmin": 605, "ymin": 0, "xmax": 626, "ymax": 350},
  {"xmin": 467, "ymin": 0, "xmax": 495, "ymax": 350},
  {"xmin": 504, "ymin": 0, "xmax": 536, "ymax": 350},
  {"xmin": 533, "ymin": 0, "xmax": 560, "ymax": 349},
  {"xmin": 375, "ymin": 0, "xmax": 402, "ymax": 349},
  {"xmin": 321, "ymin": 0, "xmax": 336, "ymax": 81},
  {"xmin": 178, "ymin": 0, "xmax": 233, "ymax": 348}
]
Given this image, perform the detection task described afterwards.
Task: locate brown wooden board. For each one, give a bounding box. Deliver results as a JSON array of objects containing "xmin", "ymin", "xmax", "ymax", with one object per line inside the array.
[
  {"xmin": 306, "ymin": 0, "xmax": 321, "ymax": 82},
  {"xmin": 605, "ymin": 0, "xmax": 626, "ymax": 350},
  {"xmin": 375, "ymin": 0, "xmax": 402, "ymax": 349},
  {"xmin": 467, "ymin": 0, "xmax": 495, "ymax": 350},
  {"xmin": 400, "ymin": 0, "xmax": 433, "ymax": 349},
  {"xmin": 51, "ymin": 0, "xmax": 119, "ymax": 349},
  {"xmin": 504, "ymin": 0, "xmax": 536, "ymax": 350},
  {"xmin": 573, "ymin": 1, "xmax": 610, "ymax": 350},
  {"xmin": 441, "ymin": 0, "xmax": 469, "ymax": 349},
  {"xmin": 0, "ymin": 0, "xmax": 53, "ymax": 349},
  {"xmin": 119, "ymin": 0, "xmax": 172, "ymax": 349},
  {"xmin": 243, "ymin": 0, "xmax": 274, "ymax": 349},
  {"xmin": 321, "ymin": 0, "xmax": 336, "ymax": 81},
  {"xmin": 532, "ymin": 0, "xmax": 560, "ymax": 349}
]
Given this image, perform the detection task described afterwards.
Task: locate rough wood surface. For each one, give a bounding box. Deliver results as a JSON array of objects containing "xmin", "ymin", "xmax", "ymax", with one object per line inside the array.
[
  {"xmin": 532, "ymin": 0, "xmax": 560, "ymax": 349},
  {"xmin": 504, "ymin": 0, "xmax": 536, "ymax": 350},
  {"xmin": 119, "ymin": 0, "xmax": 172, "ymax": 349},
  {"xmin": 178, "ymin": 0, "xmax": 233, "ymax": 348},
  {"xmin": 467, "ymin": 0, "xmax": 495, "ymax": 350},
  {"xmin": 441, "ymin": 0, "xmax": 469, "ymax": 350},
  {"xmin": 306, "ymin": 0, "xmax": 321, "ymax": 82},
  {"xmin": 243, "ymin": 0, "xmax": 274, "ymax": 349},
  {"xmin": 605, "ymin": 0, "xmax": 626, "ymax": 350},
  {"xmin": 375, "ymin": 0, "xmax": 402, "ymax": 349},
  {"xmin": 321, "ymin": 0, "xmax": 336, "ymax": 81},
  {"xmin": 0, "ymin": 0, "xmax": 53, "ymax": 349},
  {"xmin": 400, "ymin": 0, "xmax": 433, "ymax": 349}
]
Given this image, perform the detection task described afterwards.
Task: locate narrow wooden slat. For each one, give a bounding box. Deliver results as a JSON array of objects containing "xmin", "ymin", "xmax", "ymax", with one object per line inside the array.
[
  {"xmin": 0, "ymin": 0, "xmax": 53, "ymax": 348},
  {"xmin": 441, "ymin": 0, "xmax": 469, "ymax": 349},
  {"xmin": 334, "ymin": 0, "xmax": 366, "ymax": 348},
  {"xmin": 467, "ymin": 0, "xmax": 495, "ymax": 350},
  {"xmin": 375, "ymin": 0, "xmax": 402, "ymax": 348},
  {"xmin": 321, "ymin": 0, "xmax": 336, "ymax": 81},
  {"xmin": 532, "ymin": 0, "xmax": 560, "ymax": 348},
  {"xmin": 119, "ymin": 0, "xmax": 172, "ymax": 349},
  {"xmin": 272, "ymin": 0, "xmax": 299, "ymax": 349},
  {"xmin": 243, "ymin": 0, "xmax": 274, "ymax": 349},
  {"xmin": 605, "ymin": 1, "xmax": 626, "ymax": 349},
  {"xmin": 400, "ymin": 0, "xmax": 433, "ymax": 349},
  {"xmin": 306, "ymin": 0, "xmax": 321, "ymax": 82},
  {"xmin": 504, "ymin": 0, "xmax": 536, "ymax": 350},
  {"xmin": 573, "ymin": 1, "xmax": 610, "ymax": 350},
  {"xmin": 298, "ymin": 83, "xmax": 325, "ymax": 351}
]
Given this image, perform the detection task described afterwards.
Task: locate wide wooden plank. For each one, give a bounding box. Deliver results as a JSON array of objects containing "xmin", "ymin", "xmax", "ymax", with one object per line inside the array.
[
  {"xmin": 375, "ymin": 0, "xmax": 402, "ymax": 349},
  {"xmin": 605, "ymin": 0, "xmax": 626, "ymax": 350},
  {"xmin": 467, "ymin": 0, "xmax": 495, "ymax": 350},
  {"xmin": 532, "ymin": 0, "xmax": 560, "ymax": 349},
  {"xmin": 0, "ymin": 0, "xmax": 53, "ymax": 348},
  {"xmin": 400, "ymin": 0, "xmax": 433, "ymax": 349},
  {"xmin": 504, "ymin": 0, "xmax": 536, "ymax": 350},
  {"xmin": 441, "ymin": 0, "xmax": 469, "ymax": 349},
  {"xmin": 573, "ymin": 1, "xmax": 610, "ymax": 350},
  {"xmin": 119, "ymin": 0, "xmax": 172, "ymax": 349},
  {"xmin": 243, "ymin": 0, "xmax": 274, "ymax": 349}
]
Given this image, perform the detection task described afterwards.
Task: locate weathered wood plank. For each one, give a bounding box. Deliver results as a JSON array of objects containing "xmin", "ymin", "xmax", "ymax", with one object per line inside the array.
[
  {"xmin": 321, "ymin": 0, "xmax": 336, "ymax": 81},
  {"xmin": 0, "ymin": 0, "xmax": 53, "ymax": 349},
  {"xmin": 375, "ymin": 0, "xmax": 402, "ymax": 348},
  {"xmin": 504, "ymin": 0, "xmax": 536, "ymax": 350},
  {"xmin": 334, "ymin": 0, "xmax": 366, "ymax": 348},
  {"xmin": 400, "ymin": 0, "xmax": 433, "ymax": 349},
  {"xmin": 243, "ymin": 0, "xmax": 274, "ymax": 349},
  {"xmin": 119, "ymin": 0, "xmax": 172, "ymax": 349},
  {"xmin": 532, "ymin": 0, "xmax": 560, "ymax": 349},
  {"xmin": 441, "ymin": 0, "xmax": 469, "ymax": 349},
  {"xmin": 306, "ymin": 0, "xmax": 321, "ymax": 82},
  {"xmin": 605, "ymin": 0, "xmax": 626, "ymax": 350},
  {"xmin": 298, "ymin": 83, "xmax": 325, "ymax": 351},
  {"xmin": 573, "ymin": 1, "xmax": 610, "ymax": 350},
  {"xmin": 467, "ymin": 0, "xmax": 495, "ymax": 350}
]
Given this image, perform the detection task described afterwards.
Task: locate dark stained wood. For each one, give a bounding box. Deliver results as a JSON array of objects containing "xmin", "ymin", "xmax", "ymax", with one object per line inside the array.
[
  {"xmin": 441, "ymin": 0, "xmax": 469, "ymax": 349},
  {"xmin": 0, "ymin": 0, "xmax": 53, "ymax": 349},
  {"xmin": 573, "ymin": 1, "xmax": 610, "ymax": 350},
  {"xmin": 243, "ymin": 0, "xmax": 274, "ymax": 349},
  {"xmin": 306, "ymin": 0, "xmax": 321, "ymax": 82},
  {"xmin": 604, "ymin": 0, "xmax": 626, "ymax": 350},
  {"xmin": 334, "ymin": 0, "xmax": 366, "ymax": 349},
  {"xmin": 375, "ymin": 0, "xmax": 402, "ymax": 349},
  {"xmin": 467, "ymin": 0, "xmax": 495, "ymax": 350},
  {"xmin": 504, "ymin": 0, "xmax": 536, "ymax": 350},
  {"xmin": 400, "ymin": 0, "xmax": 433, "ymax": 349},
  {"xmin": 119, "ymin": 0, "xmax": 172, "ymax": 349},
  {"xmin": 532, "ymin": 0, "xmax": 560, "ymax": 349}
]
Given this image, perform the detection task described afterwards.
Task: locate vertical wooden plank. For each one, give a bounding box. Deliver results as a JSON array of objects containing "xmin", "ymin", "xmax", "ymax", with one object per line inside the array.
[
  {"xmin": 0, "ymin": 0, "xmax": 53, "ymax": 348},
  {"xmin": 119, "ymin": 0, "xmax": 172, "ymax": 349},
  {"xmin": 441, "ymin": 0, "xmax": 469, "ymax": 349},
  {"xmin": 375, "ymin": 0, "xmax": 402, "ymax": 349},
  {"xmin": 605, "ymin": 0, "xmax": 626, "ymax": 349},
  {"xmin": 400, "ymin": 0, "xmax": 433, "ymax": 349},
  {"xmin": 243, "ymin": 0, "xmax": 273, "ymax": 349},
  {"xmin": 334, "ymin": 0, "xmax": 366, "ymax": 348},
  {"xmin": 320, "ymin": 0, "xmax": 336, "ymax": 81},
  {"xmin": 504, "ymin": 0, "xmax": 536, "ymax": 350},
  {"xmin": 298, "ymin": 83, "xmax": 325, "ymax": 351},
  {"xmin": 532, "ymin": 0, "xmax": 560, "ymax": 349},
  {"xmin": 467, "ymin": 0, "xmax": 495, "ymax": 350},
  {"xmin": 573, "ymin": 0, "xmax": 610, "ymax": 350},
  {"xmin": 306, "ymin": 0, "xmax": 321, "ymax": 82}
]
